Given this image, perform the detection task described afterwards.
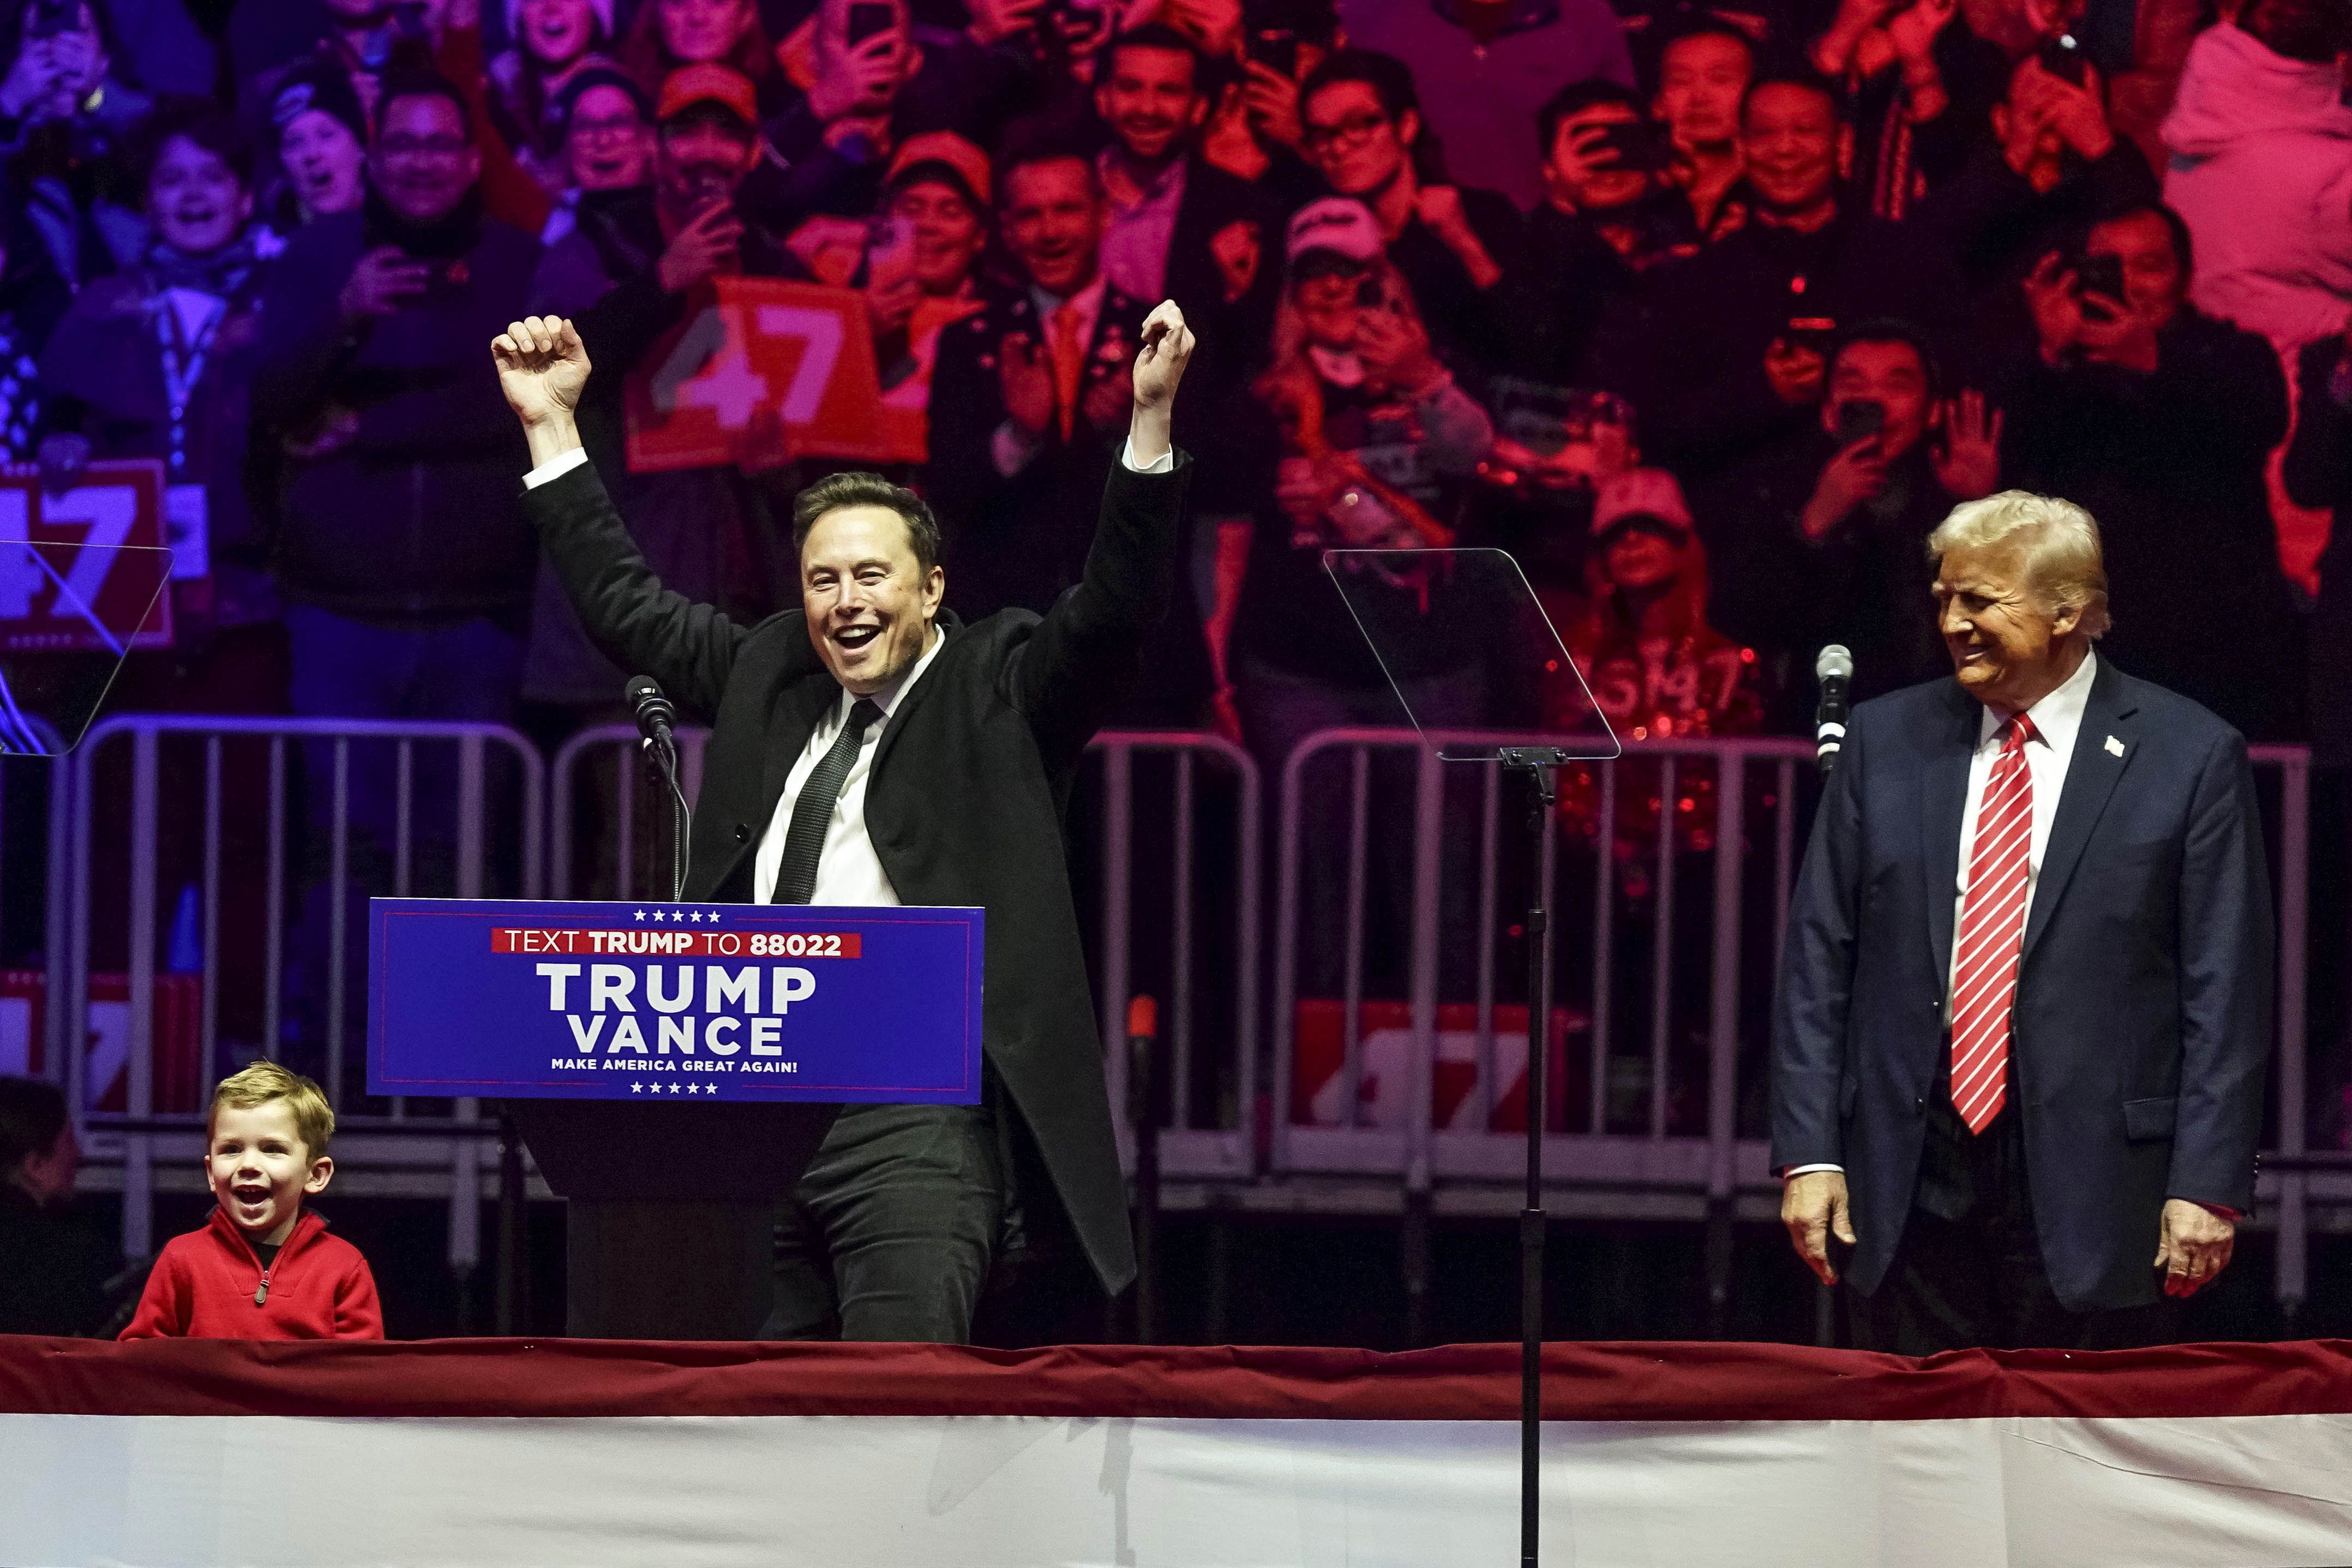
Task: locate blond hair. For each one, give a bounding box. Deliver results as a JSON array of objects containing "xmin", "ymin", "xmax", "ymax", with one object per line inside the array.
[
  {"xmin": 209, "ymin": 1061, "xmax": 335, "ymax": 1157},
  {"xmin": 1925, "ymin": 490, "xmax": 2112, "ymax": 639}
]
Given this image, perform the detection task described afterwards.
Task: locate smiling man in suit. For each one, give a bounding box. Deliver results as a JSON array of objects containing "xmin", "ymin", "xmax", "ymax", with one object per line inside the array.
[
  {"xmin": 490, "ymin": 300, "xmax": 1194, "ymax": 1342},
  {"xmin": 1772, "ymin": 490, "xmax": 2270, "ymax": 1354}
]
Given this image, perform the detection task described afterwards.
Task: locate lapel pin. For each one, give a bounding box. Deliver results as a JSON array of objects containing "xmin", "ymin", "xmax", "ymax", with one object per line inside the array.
[{"xmin": 2105, "ymin": 735, "xmax": 2126, "ymax": 758}]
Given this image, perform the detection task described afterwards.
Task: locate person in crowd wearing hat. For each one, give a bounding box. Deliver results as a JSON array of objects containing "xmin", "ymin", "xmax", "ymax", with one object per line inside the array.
[
  {"xmin": 264, "ymin": 60, "xmax": 369, "ymax": 232},
  {"xmin": 866, "ymin": 130, "xmax": 988, "ymax": 430},
  {"xmin": 535, "ymin": 64, "xmax": 653, "ymax": 246},
  {"xmin": 617, "ymin": 0, "xmax": 792, "ymax": 120},
  {"xmin": 1709, "ymin": 320, "xmax": 2003, "ymax": 730},
  {"xmin": 927, "ymin": 135, "xmax": 1213, "ymax": 725},
  {"xmin": 1550, "ymin": 468, "xmax": 1762, "ymax": 881},
  {"xmin": 485, "ymin": 0, "xmax": 617, "ymax": 201},
  {"xmin": 517, "ymin": 62, "xmax": 807, "ymax": 753},
  {"xmin": 249, "ymin": 69, "xmax": 543, "ymax": 1070},
  {"xmin": 1221, "ymin": 194, "xmax": 1496, "ymax": 981}
]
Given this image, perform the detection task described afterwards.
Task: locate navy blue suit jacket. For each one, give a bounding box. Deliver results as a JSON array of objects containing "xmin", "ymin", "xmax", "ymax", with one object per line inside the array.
[{"xmin": 1769, "ymin": 659, "xmax": 2271, "ymax": 1311}]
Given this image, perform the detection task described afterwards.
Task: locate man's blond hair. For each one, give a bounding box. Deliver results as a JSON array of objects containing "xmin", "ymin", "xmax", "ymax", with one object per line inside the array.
[
  {"xmin": 1925, "ymin": 490, "xmax": 2113, "ymax": 639},
  {"xmin": 209, "ymin": 1061, "xmax": 335, "ymax": 1157}
]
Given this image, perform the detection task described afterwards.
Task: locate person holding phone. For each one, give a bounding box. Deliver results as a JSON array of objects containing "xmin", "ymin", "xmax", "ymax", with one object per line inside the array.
[
  {"xmin": 2005, "ymin": 203, "xmax": 2302, "ymax": 740},
  {"xmin": 1522, "ymin": 81, "xmax": 1683, "ymax": 383},
  {"xmin": 1711, "ymin": 321, "xmax": 2002, "ymax": 729}
]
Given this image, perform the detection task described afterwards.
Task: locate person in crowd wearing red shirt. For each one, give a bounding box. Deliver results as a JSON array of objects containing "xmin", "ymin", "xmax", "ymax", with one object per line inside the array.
[{"xmin": 121, "ymin": 1060, "xmax": 381, "ymax": 1340}]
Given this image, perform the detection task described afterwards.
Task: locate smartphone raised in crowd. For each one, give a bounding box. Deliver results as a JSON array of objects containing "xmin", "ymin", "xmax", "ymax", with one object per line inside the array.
[
  {"xmin": 1247, "ymin": 27, "xmax": 1300, "ymax": 77},
  {"xmin": 2037, "ymin": 31, "xmax": 2087, "ymax": 85},
  {"xmin": 1834, "ymin": 399, "xmax": 1887, "ymax": 447},
  {"xmin": 2075, "ymin": 252, "xmax": 2125, "ymax": 311}
]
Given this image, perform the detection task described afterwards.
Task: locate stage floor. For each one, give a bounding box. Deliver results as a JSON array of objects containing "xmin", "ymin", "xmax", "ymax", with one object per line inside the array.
[{"xmin": 5, "ymin": 1335, "xmax": 2351, "ymax": 1565}]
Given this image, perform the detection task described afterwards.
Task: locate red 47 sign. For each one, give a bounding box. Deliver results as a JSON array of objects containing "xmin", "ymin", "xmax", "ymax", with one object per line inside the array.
[
  {"xmin": 625, "ymin": 279, "xmax": 915, "ymax": 473},
  {"xmin": 0, "ymin": 461, "xmax": 173, "ymax": 652}
]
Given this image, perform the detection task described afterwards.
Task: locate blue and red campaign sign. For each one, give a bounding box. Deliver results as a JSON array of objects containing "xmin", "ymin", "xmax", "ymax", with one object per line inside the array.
[{"xmin": 366, "ymin": 899, "xmax": 983, "ymax": 1104}]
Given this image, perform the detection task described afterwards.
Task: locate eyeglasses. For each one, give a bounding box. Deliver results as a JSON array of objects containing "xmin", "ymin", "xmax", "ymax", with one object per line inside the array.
[
  {"xmin": 1301, "ymin": 110, "xmax": 1389, "ymax": 152},
  {"xmin": 379, "ymin": 135, "xmax": 471, "ymax": 159}
]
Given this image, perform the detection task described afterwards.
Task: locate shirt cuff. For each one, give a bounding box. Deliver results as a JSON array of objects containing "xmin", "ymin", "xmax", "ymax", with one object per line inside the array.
[
  {"xmin": 1121, "ymin": 436, "xmax": 1174, "ymax": 474},
  {"xmin": 1781, "ymin": 1164, "xmax": 1844, "ymax": 1179},
  {"xmin": 524, "ymin": 447, "xmax": 590, "ymax": 489}
]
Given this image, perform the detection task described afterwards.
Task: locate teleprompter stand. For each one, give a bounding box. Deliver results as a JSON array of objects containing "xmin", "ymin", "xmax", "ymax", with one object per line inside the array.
[{"xmin": 1325, "ymin": 548, "xmax": 1619, "ymax": 1567}]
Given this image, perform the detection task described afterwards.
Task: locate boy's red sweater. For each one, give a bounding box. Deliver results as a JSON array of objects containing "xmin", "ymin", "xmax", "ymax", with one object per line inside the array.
[{"xmin": 119, "ymin": 1207, "xmax": 382, "ymax": 1340}]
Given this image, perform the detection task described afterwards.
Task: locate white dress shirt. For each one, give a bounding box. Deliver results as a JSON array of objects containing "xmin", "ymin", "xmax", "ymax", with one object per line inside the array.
[
  {"xmin": 1785, "ymin": 651, "xmax": 2099, "ymax": 1180},
  {"xmin": 521, "ymin": 436, "xmax": 1178, "ymax": 907},
  {"xmin": 751, "ymin": 625, "xmax": 947, "ymax": 905}
]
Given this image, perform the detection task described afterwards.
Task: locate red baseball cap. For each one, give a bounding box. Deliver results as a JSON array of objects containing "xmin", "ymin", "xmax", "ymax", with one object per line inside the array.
[{"xmin": 657, "ymin": 64, "xmax": 758, "ymax": 127}]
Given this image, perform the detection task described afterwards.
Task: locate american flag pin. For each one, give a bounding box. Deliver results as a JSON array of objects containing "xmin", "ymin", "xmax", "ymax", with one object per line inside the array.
[{"xmin": 2105, "ymin": 735, "xmax": 2126, "ymax": 758}]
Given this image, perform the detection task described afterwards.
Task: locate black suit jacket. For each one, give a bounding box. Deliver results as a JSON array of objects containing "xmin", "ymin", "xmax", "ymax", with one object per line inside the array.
[
  {"xmin": 522, "ymin": 451, "xmax": 1195, "ymax": 1294},
  {"xmin": 1771, "ymin": 660, "xmax": 2271, "ymax": 1311}
]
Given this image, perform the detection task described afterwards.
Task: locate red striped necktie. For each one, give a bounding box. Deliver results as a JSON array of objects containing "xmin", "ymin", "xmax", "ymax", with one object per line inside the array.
[{"xmin": 1950, "ymin": 712, "xmax": 2038, "ymax": 1133}]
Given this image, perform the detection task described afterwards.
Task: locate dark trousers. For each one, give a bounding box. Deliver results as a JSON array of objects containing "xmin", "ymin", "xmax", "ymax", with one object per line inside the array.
[
  {"xmin": 1849, "ymin": 1086, "xmax": 2179, "ymax": 1355},
  {"xmin": 761, "ymin": 1102, "xmax": 1006, "ymax": 1344}
]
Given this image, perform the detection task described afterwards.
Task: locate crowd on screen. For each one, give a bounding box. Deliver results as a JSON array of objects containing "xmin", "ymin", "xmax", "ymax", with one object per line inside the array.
[{"xmin": 5, "ymin": 0, "xmax": 2351, "ymax": 760}]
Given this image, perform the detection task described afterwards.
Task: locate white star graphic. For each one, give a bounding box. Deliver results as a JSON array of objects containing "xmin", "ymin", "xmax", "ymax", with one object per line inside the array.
[
  {"xmin": 633, "ymin": 909, "xmax": 646, "ymax": 922},
  {"xmin": 691, "ymin": 910, "xmax": 706, "ymax": 924},
  {"xmin": 651, "ymin": 909, "xmax": 667, "ymax": 923},
  {"xmin": 631, "ymin": 1083, "xmax": 642, "ymax": 1093},
  {"xmin": 707, "ymin": 909, "xmax": 722, "ymax": 922},
  {"xmin": 669, "ymin": 1082, "xmax": 682, "ymax": 1095}
]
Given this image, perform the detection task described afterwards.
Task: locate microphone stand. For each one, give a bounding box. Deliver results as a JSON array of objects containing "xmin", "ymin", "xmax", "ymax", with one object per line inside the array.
[
  {"xmin": 644, "ymin": 731, "xmax": 687, "ymax": 902},
  {"xmin": 1497, "ymin": 743, "xmax": 1567, "ymax": 1568}
]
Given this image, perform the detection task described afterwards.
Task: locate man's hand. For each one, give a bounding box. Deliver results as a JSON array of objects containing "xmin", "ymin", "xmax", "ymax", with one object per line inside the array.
[
  {"xmin": 1081, "ymin": 367, "xmax": 1135, "ymax": 433},
  {"xmin": 2022, "ymin": 251, "xmax": 2083, "ymax": 365},
  {"xmin": 1802, "ymin": 436, "xmax": 1888, "ymax": 538},
  {"xmin": 340, "ymin": 246, "xmax": 431, "ymax": 321},
  {"xmin": 1886, "ymin": 0, "xmax": 1955, "ymax": 64},
  {"xmin": 491, "ymin": 315, "xmax": 592, "ymax": 464},
  {"xmin": 965, "ymin": 0, "xmax": 1044, "ymax": 45},
  {"xmin": 1417, "ymin": 185, "xmax": 1503, "ymax": 289},
  {"xmin": 2155, "ymin": 1198, "xmax": 2235, "ymax": 1297},
  {"xmin": 2039, "ymin": 62, "xmax": 2113, "ymax": 161},
  {"xmin": 1932, "ymin": 390, "xmax": 2004, "ymax": 500},
  {"xmin": 1208, "ymin": 219, "xmax": 1261, "ymax": 303},
  {"xmin": 658, "ymin": 201, "xmax": 743, "ymax": 293},
  {"xmin": 1782, "ymin": 1170, "xmax": 1856, "ymax": 1285},
  {"xmin": 1129, "ymin": 299, "xmax": 1193, "ymax": 466},
  {"xmin": 1355, "ymin": 304, "xmax": 1445, "ymax": 400},
  {"xmin": 35, "ymin": 432, "xmax": 90, "ymax": 496},
  {"xmin": 1766, "ymin": 337, "xmax": 1827, "ymax": 407},
  {"xmin": 785, "ymin": 214, "xmax": 869, "ymax": 287},
  {"xmin": 999, "ymin": 332, "xmax": 1058, "ymax": 437},
  {"xmin": 809, "ymin": 32, "xmax": 904, "ymax": 121},
  {"xmin": 1240, "ymin": 59, "xmax": 1306, "ymax": 148},
  {"xmin": 0, "ymin": 40, "xmax": 64, "ymax": 120}
]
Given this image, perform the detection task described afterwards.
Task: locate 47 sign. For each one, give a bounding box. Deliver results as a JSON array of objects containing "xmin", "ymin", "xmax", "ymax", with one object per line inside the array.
[{"xmin": 0, "ymin": 462, "xmax": 173, "ymax": 652}]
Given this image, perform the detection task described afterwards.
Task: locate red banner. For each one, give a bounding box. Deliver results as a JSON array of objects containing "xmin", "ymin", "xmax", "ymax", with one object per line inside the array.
[
  {"xmin": 625, "ymin": 279, "xmax": 921, "ymax": 473},
  {"xmin": 0, "ymin": 462, "xmax": 173, "ymax": 651}
]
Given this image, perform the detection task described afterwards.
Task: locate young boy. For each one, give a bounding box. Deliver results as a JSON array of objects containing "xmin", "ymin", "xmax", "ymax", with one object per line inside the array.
[{"xmin": 120, "ymin": 1061, "xmax": 382, "ymax": 1339}]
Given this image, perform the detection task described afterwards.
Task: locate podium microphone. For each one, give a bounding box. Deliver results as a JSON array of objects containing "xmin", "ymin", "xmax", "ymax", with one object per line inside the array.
[
  {"xmin": 624, "ymin": 675, "xmax": 691, "ymax": 899},
  {"xmin": 627, "ymin": 675, "xmax": 677, "ymax": 754},
  {"xmin": 1815, "ymin": 645, "xmax": 1852, "ymax": 776}
]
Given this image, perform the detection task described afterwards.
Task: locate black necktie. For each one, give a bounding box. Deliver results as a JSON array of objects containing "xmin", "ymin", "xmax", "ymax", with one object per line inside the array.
[{"xmin": 771, "ymin": 698, "xmax": 881, "ymax": 904}]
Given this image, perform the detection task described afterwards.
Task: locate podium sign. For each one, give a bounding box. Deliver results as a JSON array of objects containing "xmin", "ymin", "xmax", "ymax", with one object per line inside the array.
[{"xmin": 366, "ymin": 898, "xmax": 982, "ymax": 1104}]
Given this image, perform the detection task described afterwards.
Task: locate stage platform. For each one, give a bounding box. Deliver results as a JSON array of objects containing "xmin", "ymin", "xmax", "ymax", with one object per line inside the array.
[{"xmin": 4, "ymin": 1334, "xmax": 2351, "ymax": 1565}]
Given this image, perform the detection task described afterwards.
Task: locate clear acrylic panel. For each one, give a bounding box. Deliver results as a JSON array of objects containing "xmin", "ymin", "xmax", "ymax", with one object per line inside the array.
[
  {"xmin": 0, "ymin": 538, "xmax": 173, "ymax": 753},
  {"xmin": 1324, "ymin": 546, "xmax": 1619, "ymax": 764}
]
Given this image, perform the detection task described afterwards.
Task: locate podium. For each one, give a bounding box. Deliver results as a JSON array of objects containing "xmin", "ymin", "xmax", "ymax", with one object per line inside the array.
[{"xmin": 367, "ymin": 897, "xmax": 986, "ymax": 1338}]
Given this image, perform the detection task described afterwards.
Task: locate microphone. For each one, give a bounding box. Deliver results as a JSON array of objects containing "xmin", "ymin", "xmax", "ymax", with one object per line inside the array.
[
  {"xmin": 626, "ymin": 675, "xmax": 676, "ymax": 753},
  {"xmin": 1815, "ymin": 645, "xmax": 1852, "ymax": 776}
]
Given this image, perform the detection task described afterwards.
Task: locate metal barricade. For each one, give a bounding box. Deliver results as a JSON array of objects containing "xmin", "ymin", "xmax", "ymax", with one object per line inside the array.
[
  {"xmin": 67, "ymin": 715, "xmax": 543, "ymax": 1271},
  {"xmin": 545, "ymin": 725, "xmax": 1262, "ymax": 1183},
  {"xmin": 1271, "ymin": 728, "xmax": 2316, "ymax": 1323}
]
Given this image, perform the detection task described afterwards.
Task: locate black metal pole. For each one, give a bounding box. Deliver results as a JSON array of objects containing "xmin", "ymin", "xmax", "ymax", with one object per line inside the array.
[
  {"xmin": 495, "ymin": 1107, "xmax": 529, "ymax": 1334},
  {"xmin": 1519, "ymin": 759, "xmax": 1557, "ymax": 1568},
  {"xmin": 1128, "ymin": 995, "xmax": 1161, "ymax": 1343}
]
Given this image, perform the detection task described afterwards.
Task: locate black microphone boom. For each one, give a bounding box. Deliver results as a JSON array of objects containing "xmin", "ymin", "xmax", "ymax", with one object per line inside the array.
[
  {"xmin": 1815, "ymin": 644, "xmax": 1853, "ymax": 776},
  {"xmin": 627, "ymin": 674, "xmax": 677, "ymax": 752},
  {"xmin": 624, "ymin": 675, "xmax": 691, "ymax": 899}
]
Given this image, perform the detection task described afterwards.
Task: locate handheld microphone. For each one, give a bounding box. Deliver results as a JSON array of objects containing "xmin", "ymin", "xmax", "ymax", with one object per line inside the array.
[
  {"xmin": 626, "ymin": 675, "xmax": 676, "ymax": 753},
  {"xmin": 1814, "ymin": 645, "xmax": 1852, "ymax": 775}
]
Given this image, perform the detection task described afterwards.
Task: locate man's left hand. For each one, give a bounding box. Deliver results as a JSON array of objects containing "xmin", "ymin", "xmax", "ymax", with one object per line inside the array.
[
  {"xmin": 1132, "ymin": 299, "xmax": 1195, "ymax": 413},
  {"xmin": 2154, "ymin": 1198, "xmax": 2235, "ymax": 1297}
]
